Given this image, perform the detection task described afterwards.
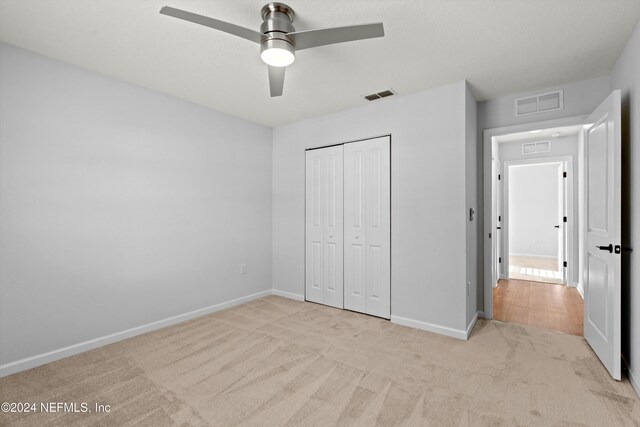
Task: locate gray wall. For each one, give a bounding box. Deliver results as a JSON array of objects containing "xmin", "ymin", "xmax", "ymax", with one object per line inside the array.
[
  {"xmin": 0, "ymin": 44, "xmax": 273, "ymax": 368},
  {"xmin": 477, "ymin": 77, "xmax": 611, "ymax": 309},
  {"xmin": 272, "ymin": 81, "xmax": 472, "ymax": 332},
  {"xmin": 610, "ymin": 20, "xmax": 640, "ymax": 395},
  {"xmin": 465, "ymin": 84, "xmax": 478, "ymax": 326}
]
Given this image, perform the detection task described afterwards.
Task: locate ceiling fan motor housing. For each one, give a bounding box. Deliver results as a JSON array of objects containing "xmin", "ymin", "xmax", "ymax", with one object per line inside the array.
[{"xmin": 260, "ymin": 2, "xmax": 296, "ymax": 51}]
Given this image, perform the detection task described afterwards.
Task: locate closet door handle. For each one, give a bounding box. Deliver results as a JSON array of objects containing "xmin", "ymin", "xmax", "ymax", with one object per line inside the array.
[
  {"xmin": 596, "ymin": 244, "xmax": 613, "ymax": 253},
  {"xmin": 354, "ymin": 235, "xmax": 359, "ymax": 239},
  {"xmin": 554, "ymin": 225, "xmax": 560, "ymax": 229}
]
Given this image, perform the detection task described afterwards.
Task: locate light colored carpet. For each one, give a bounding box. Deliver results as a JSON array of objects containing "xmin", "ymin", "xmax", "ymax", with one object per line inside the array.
[{"xmin": 0, "ymin": 295, "xmax": 638, "ymax": 426}]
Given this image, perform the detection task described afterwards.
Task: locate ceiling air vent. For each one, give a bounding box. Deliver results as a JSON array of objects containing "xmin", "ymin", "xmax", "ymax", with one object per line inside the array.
[
  {"xmin": 515, "ymin": 90, "xmax": 563, "ymax": 116},
  {"xmin": 522, "ymin": 141, "xmax": 551, "ymax": 155},
  {"xmin": 364, "ymin": 89, "xmax": 396, "ymax": 101}
]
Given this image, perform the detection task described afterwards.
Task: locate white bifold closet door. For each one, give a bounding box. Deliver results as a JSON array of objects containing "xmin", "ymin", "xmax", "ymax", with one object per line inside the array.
[
  {"xmin": 305, "ymin": 145, "xmax": 344, "ymax": 308},
  {"xmin": 344, "ymin": 136, "xmax": 391, "ymax": 319}
]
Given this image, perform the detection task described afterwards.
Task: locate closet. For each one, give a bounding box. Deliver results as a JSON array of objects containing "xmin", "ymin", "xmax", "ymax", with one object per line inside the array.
[{"xmin": 305, "ymin": 136, "xmax": 391, "ymax": 319}]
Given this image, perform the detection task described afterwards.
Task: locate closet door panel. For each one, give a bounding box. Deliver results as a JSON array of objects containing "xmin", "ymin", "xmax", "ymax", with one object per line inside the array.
[
  {"xmin": 344, "ymin": 136, "xmax": 390, "ymax": 318},
  {"xmin": 344, "ymin": 146, "xmax": 366, "ymax": 313},
  {"xmin": 364, "ymin": 139, "xmax": 391, "ymax": 319},
  {"xmin": 305, "ymin": 151, "xmax": 324, "ymax": 304},
  {"xmin": 322, "ymin": 146, "xmax": 344, "ymax": 308}
]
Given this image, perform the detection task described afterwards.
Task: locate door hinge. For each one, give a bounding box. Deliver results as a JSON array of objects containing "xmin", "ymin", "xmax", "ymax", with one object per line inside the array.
[
  {"xmin": 489, "ymin": 232, "xmax": 492, "ymax": 239},
  {"xmin": 563, "ymin": 261, "xmax": 568, "ymax": 268},
  {"xmin": 563, "ymin": 216, "xmax": 567, "ymax": 223},
  {"xmin": 563, "ymin": 171, "xmax": 567, "ymax": 178},
  {"xmin": 498, "ymin": 215, "xmax": 501, "ymax": 222},
  {"xmin": 499, "ymin": 257, "xmax": 502, "ymax": 263},
  {"xmin": 498, "ymin": 174, "xmax": 501, "ymax": 180}
]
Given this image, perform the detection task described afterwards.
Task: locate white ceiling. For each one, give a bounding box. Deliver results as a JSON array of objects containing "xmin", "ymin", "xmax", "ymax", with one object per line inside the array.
[
  {"xmin": 494, "ymin": 125, "xmax": 583, "ymax": 144},
  {"xmin": 1, "ymin": 1, "xmax": 639, "ymax": 127}
]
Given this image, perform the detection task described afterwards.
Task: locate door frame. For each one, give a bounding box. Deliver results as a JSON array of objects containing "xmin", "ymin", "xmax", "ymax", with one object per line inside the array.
[
  {"xmin": 483, "ymin": 116, "xmax": 586, "ymax": 319},
  {"xmin": 502, "ymin": 156, "xmax": 573, "ymax": 285}
]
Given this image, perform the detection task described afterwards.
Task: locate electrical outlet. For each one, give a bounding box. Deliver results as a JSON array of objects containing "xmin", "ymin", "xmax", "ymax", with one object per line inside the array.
[{"xmin": 240, "ymin": 264, "xmax": 247, "ymax": 275}]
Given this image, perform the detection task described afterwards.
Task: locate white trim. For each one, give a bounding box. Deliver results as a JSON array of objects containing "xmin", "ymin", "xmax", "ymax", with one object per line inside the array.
[
  {"xmin": 272, "ymin": 289, "xmax": 305, "ymax": 301},
  {"xmin": 391, "ymin": 315, "xmax": 468, "ymax": 340},
  {"xmin": 466, "ymin": 312, "xmax": 479, "ymax": 339},
  {"xmin": 509, "ymin": 252, "xmax": 558, "ymax": 260},
  {"xmin": 483, "ymin": 115, "xmax": 587, "ymax": 319},
  {"xmin": 577, "ymin": 282, "xmax": 585, "ymax": 299},
  {"xmin": 623, "ymin": 356, "xmax": 640, "ymax": 399},
  {"xmin": 0, "ymin": 289, "xmax": 272, "ymax": 378}
]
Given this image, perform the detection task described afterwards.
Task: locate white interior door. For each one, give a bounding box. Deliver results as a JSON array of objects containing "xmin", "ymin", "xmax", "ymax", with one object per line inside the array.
[
  {"xmin": 557, "ymin": 164, "xmax": 566, "ymax": 279},
  {"xmin": 583, "ymin": 90, "xmax": 621, "ymax": 380},
  {"xmin": 496, "ymin": 163, "xmax": 503, "ymax": 280},
  {"xmin": 305, "ymin": 146, "xmax": 344, "ymax": 308},
  {"xmin": 491, "ymin": 159, "xmax": 498, "ymax": 285},
  {"xmin": 344, "ymin": 136, "xmax": 391, "ymax": 319}
]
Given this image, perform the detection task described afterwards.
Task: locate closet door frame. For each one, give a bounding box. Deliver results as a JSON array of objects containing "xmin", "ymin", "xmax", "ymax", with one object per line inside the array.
[{"xmin": 304, "ymin": 134, "xmax": 391, "ymax": 319}]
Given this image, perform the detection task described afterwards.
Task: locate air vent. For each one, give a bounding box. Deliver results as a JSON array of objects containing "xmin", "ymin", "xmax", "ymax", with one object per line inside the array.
[
  {"xmin": 515, "ymin": 90, "xmax": 563, "ymax": 116},
  {"xmin": 522, "ymin": 141, "xmax": 551, "ymax": 155},
  {"xmin": 364, "ymin": 89, "xmax": 396, "ymax": 101}
]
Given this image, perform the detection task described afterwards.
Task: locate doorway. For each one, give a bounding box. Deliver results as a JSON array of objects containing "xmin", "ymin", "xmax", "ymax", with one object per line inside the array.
[
  {"xmin": 506, "ymin": 160, "xmax": 567, "ymax": 285},
  {"xmin": 483, "ymin": 89, "xmax": 623, "ymax": 380},
  {"xmin": 489, "ymin": 126, "xmax": 582, "ymax": 336}
]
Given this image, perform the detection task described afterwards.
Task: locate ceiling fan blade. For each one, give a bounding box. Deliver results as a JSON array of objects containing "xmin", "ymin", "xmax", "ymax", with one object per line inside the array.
[
  {"xmin": 268, "ymin": 66, "xmax": 286, "ymax": 97},
  {"xmin": 288, "ymin": 23, "xmax": 384, "ymax": 50},
  {"xmin": 160, "ymin": 6, "xmax": 264, "ymax": 44}
]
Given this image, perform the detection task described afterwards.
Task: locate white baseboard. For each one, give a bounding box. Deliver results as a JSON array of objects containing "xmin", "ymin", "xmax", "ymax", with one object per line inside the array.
[
  {"xmin": 0, "ymin": 289, "xmax": 272, "ymax": 378},
  {"xmin": 271, "ymin": 289, "xmax": 305, "ymax": 301},
  {"xmin": 509, "ymin": 253, "xmax": 558, "ymax": 260},
  {"xmin": 623, "ymin": 355, "xmax": 640, "ymax": 398},
  {"xmin": 391, "ymin": 315, "xmax": 468, "ymax": 340},
  {"xmin": 466, "ymin": 312, "xmax": 479, "ymax": 339},
  {"xmin": 576, "ymin": 282, "xmax": 585, "ymax": 299}
]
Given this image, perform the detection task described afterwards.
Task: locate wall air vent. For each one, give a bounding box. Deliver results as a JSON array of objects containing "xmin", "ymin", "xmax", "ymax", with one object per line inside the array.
[
  {"xmin": 522, "ymin": 141, "xmax": 551, "ymax": 155},
  {"xmin": 515, "ymin": 90, "xmax": 563, "ymax": 116},
  {"xmin": 364, "ymin": 89, "xmax": 396, "ymax": 101}
]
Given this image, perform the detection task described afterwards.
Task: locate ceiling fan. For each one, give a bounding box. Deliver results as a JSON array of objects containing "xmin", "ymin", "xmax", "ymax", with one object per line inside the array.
[{"xmin": 159, "ymin": 3, "xmax": 385, "ymax": 97}]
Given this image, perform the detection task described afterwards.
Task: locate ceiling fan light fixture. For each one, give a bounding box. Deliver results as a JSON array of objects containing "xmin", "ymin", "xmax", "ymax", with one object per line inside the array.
[
  {"xmin": 160, "ymin": 3, "xmax": 385, "ymax": 96},
  {"xmin": 261, "ymin": 38, "xmax": 295, "ymax": 67}
]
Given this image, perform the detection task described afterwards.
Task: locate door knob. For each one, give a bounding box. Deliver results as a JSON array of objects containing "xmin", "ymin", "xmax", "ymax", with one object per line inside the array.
[
  {"xmin": 497, "ymin": 227, "xmax": 501, "ymax": 230},
  {"xmin": 329, "ymin": 234, "xmax": 333, "ymax": 238},
  {"xmin": 554, "ymin": 225, "xmax": 560, "ymax": 229},
  {"xmin": 615, "ymin": 245, "xmax": 633, "ymax": 254},
  {"xmin": 596, "ymin": 244, "xmax": 613, "ymax": 253},
  {"xmin": 355, "ymin": 235, "xmax": 359, "ymax": 239}
]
